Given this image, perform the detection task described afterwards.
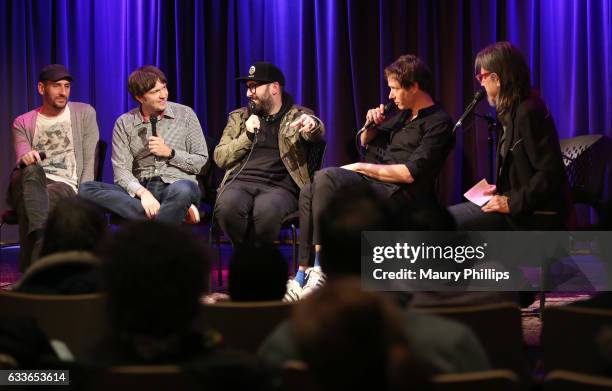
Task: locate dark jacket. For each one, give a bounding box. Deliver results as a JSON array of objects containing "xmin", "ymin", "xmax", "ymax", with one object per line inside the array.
[
  {"xmin": 496, "ymin": 95, "xmax": 571, "ymax": 226},
  {"xmin": 214, "ymin": 104, "xmax": 324, "ymax": 190}
]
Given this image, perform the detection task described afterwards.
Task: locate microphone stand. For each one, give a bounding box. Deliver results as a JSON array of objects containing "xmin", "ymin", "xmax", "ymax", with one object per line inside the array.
[{"xmin": 473, "ymin": 112, "xmax": 500, "ymax": 183}]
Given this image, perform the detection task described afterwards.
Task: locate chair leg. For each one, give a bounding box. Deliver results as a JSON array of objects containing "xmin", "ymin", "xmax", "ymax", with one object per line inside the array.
[
  {"xmin": 208, "ymin": 224, "xmax": 223, "ymax": 288},
  {"xmin": 291, "ymin": 224, "xmax": 298, "ymax": 275},
  {"xmin": 0, "ymin": 221, "xmax": 4, "ymax": 249},
  {"xmin": 539, "ymin": 259, "xmax": 550, "ymax": 319},
  {"xmin": 216, "ymin": 230, "xmax": 222, "ymax": 287}
]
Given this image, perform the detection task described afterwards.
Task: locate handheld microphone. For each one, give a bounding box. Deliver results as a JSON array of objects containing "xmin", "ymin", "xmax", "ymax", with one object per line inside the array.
[
  {"xmin": 150, "ymin": 115, "xmax": 158, "ymax": 137},
  {"xmin": 247, "ymin": 100, "xmax": 259, "ymax": 133},
  {"xmin": 361, "ymin": 101, "xmax": 397, "ymax": 131},
  {"xmin": 247, "ymin": 100, "xmax": 257, "ymax": 116},
  {"xmin": 355, "ymin": 102, "xmax": 396, "ymax": 155},
  {"xmin": 19, "ymin": 152, "xmax": 47, "ymax": 168},
  {"xmin": 453, "ymin": 89, "xmax": 486, "ymax": 133}
]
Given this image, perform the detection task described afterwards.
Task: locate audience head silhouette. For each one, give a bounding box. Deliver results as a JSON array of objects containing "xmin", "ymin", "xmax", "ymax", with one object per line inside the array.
[
  {"xmin": 100, "ymin": 221, "xmax": 209, "ymax": 340},
  {"xmin": 40, "ymin": 197, "xmax": 106, "ymax": 257},
  {"xmin": 293, "ymin": 278, "xmax": 430, "ymax": 391},
  {"xmin": 319, "ymin": 185, "xmax": 391, "ymax": 279},
  {"xmin": 229, "ymin": 241, "xmax": 287, "ymax": 301}
]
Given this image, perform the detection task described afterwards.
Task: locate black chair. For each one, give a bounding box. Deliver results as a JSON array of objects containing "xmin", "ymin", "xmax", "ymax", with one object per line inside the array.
[
  {"xmin": 0, "ymin": 140, "xmax": 107, "ymax": 247},
  {"xmin": 432, "ymin": 369, "xmax": 522, "ymax": 391},
  {"xmin": 536, "ymin": 135, "xmax": 611, "ymax": 313},
  {"xmin": 412, "ymin": 302, "xmax": 531, "ymax": 384},
  {"xmin": 544, "ymin": 370, "xmax": 612, "ymax": 390},
  {"xmin": 560, "ymin": 134, "xmax": 612, "ymax": 225},
  {"xmin": 0, "ymin": 290, "xmax": 108, "ymax": 359},
  {"xmin": 542, "ymin": 305, "xmax": 612, "ymax": 375},
  {"xmin": 87, "ymin": 365, "xmax": 200, "ymax": 391},
  {"xmin": 196, "ymin": 135, "xmax": 220, "ymax": 222},
  {"xmin": 209, "ymin": 140, "xmax": 326, "ymax": 286},
  {"xmin": 198, "ymin": 300, "xmax": 293, "ymax": 352},
  {"xmin": 93, "ymin": 138, "xmax": 108, "ymax": 183},
  {"xmin": 12, "ymin": 250, "xmax": 101, "ymax": 294}
]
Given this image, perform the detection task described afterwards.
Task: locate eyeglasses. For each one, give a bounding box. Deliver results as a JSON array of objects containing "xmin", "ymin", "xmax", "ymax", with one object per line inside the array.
[
  {"xmin": 475, "ymin": 72, "xmax": 494, "ymax": 83},
  {"xmin": 247, "ymin": 82, "xmax": 268, "ymax": 93}
]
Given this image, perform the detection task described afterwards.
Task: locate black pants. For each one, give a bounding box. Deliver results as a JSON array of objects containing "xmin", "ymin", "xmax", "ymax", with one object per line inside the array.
[
  {"xmin": 7, "ymin": 165, "xmax": 75, "ymax": 271},
  {"xmin": 214, "ymin": 180, "xmax": 298, "ymax": 246},
  {"xmin": 448, "ymin": 201, "xmax": 564, "ymax": 230},
  {"xmin": 298, "ymin": 167, "xmax": 410, "ymax": 267}
]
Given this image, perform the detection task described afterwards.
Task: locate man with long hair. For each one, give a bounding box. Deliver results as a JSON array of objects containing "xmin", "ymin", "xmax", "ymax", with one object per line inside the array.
[{"xmin": 449, "ymin": 41, "xmax": 570, "ymax": 229}]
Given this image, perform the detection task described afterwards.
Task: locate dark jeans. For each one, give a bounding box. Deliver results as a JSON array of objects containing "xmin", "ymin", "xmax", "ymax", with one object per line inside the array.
[
  {"xmin": 298, "ymin": 167, "xmax": 409, "ymax": 267},
  {"xmin": 448, "ymin": 201, "xmax": 564, "ymax": 230},
  {"xmin": 214, "ymin": 180, "xmax": 298, "ymax": 246},
  {"xmin": 78, "ymin": 177, "xmax": 200, "ymax": 224},
  {"xmin": 7, "ymin": 165, "xmax": 76, "ymax": 271}
]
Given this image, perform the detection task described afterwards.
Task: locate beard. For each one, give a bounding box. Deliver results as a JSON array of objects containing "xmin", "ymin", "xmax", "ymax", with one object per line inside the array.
[
  {"xmin": 254, "ymin": 88, "xmax": 274, "ymax": 115},
  {"xmin": 47, "ymin": 95, "xmax": 68, "ymax": 110},
  {"xmin": 51, "ymin": 99, "xmax": 67, "ymax": 110}
]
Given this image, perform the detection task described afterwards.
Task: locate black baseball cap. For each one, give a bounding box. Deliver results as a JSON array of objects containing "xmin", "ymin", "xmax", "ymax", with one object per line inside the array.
[
  {"xmin": 236, "ymin": 62, "xmax": 285, "ymax": 86},
  {"xmin": 39, "ymin": 64, "xmax": 73, "ymax": 83}
]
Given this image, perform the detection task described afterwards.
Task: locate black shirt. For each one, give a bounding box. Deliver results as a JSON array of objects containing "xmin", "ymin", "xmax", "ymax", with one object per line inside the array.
[
  {"xmin": 364, "ymin": 103, "xmax": 454, "ymax": 200},
  {"xmin": 228, "ymin": 93, "xmax": 298, "ymax": 196}
]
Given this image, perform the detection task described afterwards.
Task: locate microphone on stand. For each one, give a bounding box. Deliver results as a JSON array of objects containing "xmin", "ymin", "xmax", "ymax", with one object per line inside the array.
[
  {"xmin": 19, "ymin": 152, "xmax": 47, "ymax": 169},
  {"xmin": 452, "ymin": 89, "xmax": 486, "ymax": 134},
  {"xmin": 473, "ymin": 112, "xmax": 500, "ymax": 127}
]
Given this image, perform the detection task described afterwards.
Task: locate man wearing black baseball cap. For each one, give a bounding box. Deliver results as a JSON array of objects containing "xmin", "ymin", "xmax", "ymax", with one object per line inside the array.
[
  {"xmin": 214, "ymin": 61, "xmax": 325, "ymax": 255},
  {"xmin": 7, "ymin": 64, "xmax": 99, "ymax": 271},
  {"xmin": 235, "ymin": 61, "xmax": 286, "ymax": 86}
]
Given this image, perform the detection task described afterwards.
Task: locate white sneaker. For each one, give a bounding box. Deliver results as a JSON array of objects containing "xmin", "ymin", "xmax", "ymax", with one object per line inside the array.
[
  {"xmin": 183, "ymin": 204, "xmax": 200, "ymax": 224},
  {"xmin": 301, "ymin": 267, "xmax": 327, "ymax": 298},
  {"xmin": 283, "ymin": 279, "xmax": 303, "ymax": 302}
]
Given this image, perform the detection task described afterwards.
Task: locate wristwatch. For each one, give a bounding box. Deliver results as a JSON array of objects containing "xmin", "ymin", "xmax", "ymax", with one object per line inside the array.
[{"xmin": 169, "ymin": 149, "xmax": 176, "ymax": 159}]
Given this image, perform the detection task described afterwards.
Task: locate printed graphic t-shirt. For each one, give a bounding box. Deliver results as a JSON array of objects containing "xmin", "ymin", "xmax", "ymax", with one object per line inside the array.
[{"xmin": 33, "ymin": 106, "xmax": 78, "ymax": 191}]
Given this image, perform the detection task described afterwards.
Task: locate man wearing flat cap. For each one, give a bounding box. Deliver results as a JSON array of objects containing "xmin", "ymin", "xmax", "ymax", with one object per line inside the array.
[
  {"xmin": 8, "ymin": 64, "xmax": 99, "ymax": 271},
  {"xmin": 214, "ymin": 61, "xmax": 325, "ymax": 250}
]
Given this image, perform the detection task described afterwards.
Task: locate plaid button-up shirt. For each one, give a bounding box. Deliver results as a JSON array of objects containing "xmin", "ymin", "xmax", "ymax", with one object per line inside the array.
[{"xmin": 111, "ymin": 101, "xmax": 208, "ymax": 196}]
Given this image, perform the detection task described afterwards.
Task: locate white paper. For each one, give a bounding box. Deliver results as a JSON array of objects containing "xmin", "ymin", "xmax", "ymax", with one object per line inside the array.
[{"xmin": 464, "ymin": 178, "xmax": 493, "ymax": 207}]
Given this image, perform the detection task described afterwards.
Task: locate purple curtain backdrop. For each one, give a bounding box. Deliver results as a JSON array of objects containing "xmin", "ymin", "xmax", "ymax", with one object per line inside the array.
[{"xmin": 1, "ymin": 0, "xmax": 610, "ymax": 213}]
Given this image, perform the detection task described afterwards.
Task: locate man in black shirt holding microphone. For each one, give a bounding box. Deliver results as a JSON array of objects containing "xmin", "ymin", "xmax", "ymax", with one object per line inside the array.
[{"xmin": 286, "ymin": 54, "xmax": 454, "ymax": 301}]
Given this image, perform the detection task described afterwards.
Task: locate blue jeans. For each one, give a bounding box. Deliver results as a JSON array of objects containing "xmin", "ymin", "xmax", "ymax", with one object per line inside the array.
[{"xmin": 78, "ymin": 177, "xmax": 200, "ymax": 224}]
